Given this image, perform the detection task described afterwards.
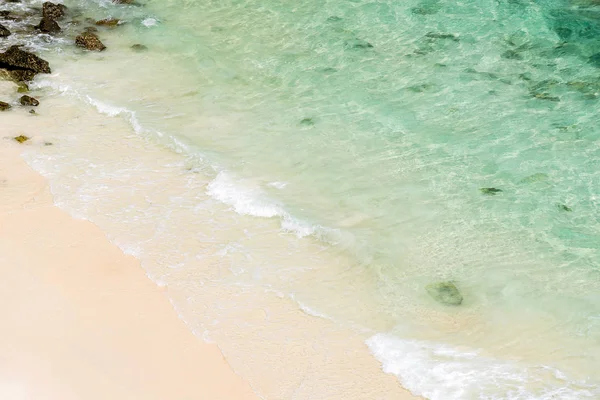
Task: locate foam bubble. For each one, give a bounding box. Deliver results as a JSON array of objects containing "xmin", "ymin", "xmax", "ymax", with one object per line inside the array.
[{"xmin": 366, "ymin": 333, "xmax": 599, "ymax": 400}]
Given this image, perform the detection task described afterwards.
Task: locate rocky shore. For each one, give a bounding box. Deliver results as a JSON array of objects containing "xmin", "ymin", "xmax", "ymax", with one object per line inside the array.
[{"xmin": 0, "ymin": 0, "xmax": 144, "ymax": 118}]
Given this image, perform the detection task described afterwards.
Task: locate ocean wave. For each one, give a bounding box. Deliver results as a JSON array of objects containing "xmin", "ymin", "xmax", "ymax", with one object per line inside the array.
[{"xmin": 366, "ymin": 333, "xmax": 599, "ymax": 400}]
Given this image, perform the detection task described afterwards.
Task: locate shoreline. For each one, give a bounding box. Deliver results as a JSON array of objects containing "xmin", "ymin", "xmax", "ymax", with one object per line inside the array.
[{"xmin": 0, "ymin": 143, "xmax": 259, "ymax": 400}]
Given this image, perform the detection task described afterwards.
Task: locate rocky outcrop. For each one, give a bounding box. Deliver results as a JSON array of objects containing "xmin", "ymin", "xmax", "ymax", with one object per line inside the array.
[
  {"xmin": 20, "ymin": 95, "xmax": 39, "ymax": 106},
  {"xmin": 75, "ymin": 32, "xmax": 106, "ymax": 51},
  {"xmin": 0, "ymin": 101, "xmax": 10, "ymax": 111},
  {"xmin": 0, "ymin": 23, "xmax": 10, "ymax": 37},
  {"xmin": 42, "ymin": 2, "xmax": 67, "ymax": 20},
  {"xmin": 0, "ymin": 46, "xmax": 51, "ymax": 82},
  {"xmin": 0, "ymin": 45, "xmax": 51, "ymax": 74},
  {"xmin": 426, "ymin": 281, "xmax": 463, "ymax": 306},
  {"xmin": 35, "ymin": 17, "xmax": 61, "ymax": 33}
]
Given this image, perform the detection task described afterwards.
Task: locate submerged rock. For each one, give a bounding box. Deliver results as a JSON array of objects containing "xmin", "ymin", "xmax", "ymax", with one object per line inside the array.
[
  {"xmin": 519, "ymin": 173, "xmax": 549, "ymax": 184},
  {"xmin": 0, "ymin": 45, "xmax": 51, "ymax": 74},
  {"xmin": 35, "ymin": 17, "xmax": 61, "ymax": 33},
  {"xmin": 96, "ymin": 18, "xmax": 120, "ymax": 27},
  {"xmin": 131, "ymin": 43, "xmax": 148, "ymax": 51},
  {"xmin": 42, "ymin": 2, "xmax": 66, "ymax": 20},
  {"xmin": 589, "ymin": 53, "xmax": 600, "ymax": 68},
  {"xmin": 300, "ymin": 117, "xmax": 315, "ymax": 126},
  {"xmin": 480, "ymin": 187, "xmax": 502, "ymax": 195},
  {"xmin": 532, "ymin": 92, "xmax": 560, "ymax": 102},
  {"xmin": 75, "ymin": 32, "xmax": 106, "ymax": 51},
  {"xmin": 0, "ymin": 23, "xmax": 10, "ymax": 37},
  {"xmin": 20, "ymin": 95, "xmax": 38, "ymax": 106},
  {"xmin": 501, "ymin": 49, "xmax": 523, "ymax": 60},
  {"xmin": 14, "ymin": 135, "xmax": 29, "ymax": 143},
  {"xmin": 558, "ymin": 204, "xmax": 572, "ymax": 212},
  {"xmin": 425, "ymin": 32, "xmax": 459, "ymax": 42},
  {"xmin": 426, "ymin": 281, "xmax": 463, "ymax": 306},
  {"xmin": 344, "ymin": 38, "xmax": 373, "ymax": 49},
  {"xmin": 0, "ymin": 101, "xmax": 10, "ymax": 111}
]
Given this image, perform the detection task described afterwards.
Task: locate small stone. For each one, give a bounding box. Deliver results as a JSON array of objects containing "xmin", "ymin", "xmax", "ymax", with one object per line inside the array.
[
  {"xmin": 29, "ymin": 109, "xmax": 35, "ymax": 114},
  {"xmin": 44, "ymin": 141, "xmax": 53, "ymax": 145},
  {"xmin": 480, "ymin": 187, "xmax": 502, "ymax": 195},
  {"xmin": 42, "ymin": 2, "xmax": 67, "ymax": 20},
  {"xmin": 14, "ymin": 135, "xmax": 29, "ymax": 143},
  {"xmin": 131, "ymin": 43, "xmax": 148, "ymax": 51},
  {"xmin": 300, "ymin": 117, "xmax": 314, "ymax": 126},
  {"xmin": 426, "ymin": 281, "xmax": 463, "ymax": 306},
  {"xmin": 20, "ymin": 95, "xmax": 39, "ymax": 106},
  {"xmin": 75, "ymin": 32, "xmax": 106, "ymax": 51},
  {"xmin": 558, "ymin": 204, "xmax": 572, "ymax": 212},
  {"xmin": 96, "ymin": 18, "xmax": 120, "ymax": 27},
  {"xmin": 0, "ymin": 101, "xmax": 11, "ymax": 111},
  {"xmin": 326, "ymin": 16, "xmax": 343, "ymax": 22},
  {"xmin": 0, "ymin": 22, "xmax": 10, "ymax": 37},
  {"xmin": 35, "ymin": 17, "xmax": 61, "ymax": 33}
]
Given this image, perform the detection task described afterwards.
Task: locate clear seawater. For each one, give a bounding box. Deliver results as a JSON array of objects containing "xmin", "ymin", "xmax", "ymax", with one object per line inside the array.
[{"xmin": 4, "ymin": 0, "xmax": 600, "ymax": 398}]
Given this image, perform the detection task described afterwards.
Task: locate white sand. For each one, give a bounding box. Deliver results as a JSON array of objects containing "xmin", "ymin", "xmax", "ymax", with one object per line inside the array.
[{"xmin": 0, "ymin": 144, "xmax": 259, "ymax": 400}]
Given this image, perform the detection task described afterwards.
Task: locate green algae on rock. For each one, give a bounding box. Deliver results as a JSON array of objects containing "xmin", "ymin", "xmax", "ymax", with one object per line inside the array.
[
  {"xmin": 13, "ymin": 135, "xmax": 29, "ymax": 143},
  {"xmin": 426, "ymin": 281, "xmax": 463, "ymax": 306}
]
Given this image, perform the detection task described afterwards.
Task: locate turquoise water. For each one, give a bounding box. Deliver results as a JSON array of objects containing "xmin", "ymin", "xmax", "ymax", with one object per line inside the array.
[{"xmin": 6, "ymin": 0, "xmax": 600, "ymax": 397}]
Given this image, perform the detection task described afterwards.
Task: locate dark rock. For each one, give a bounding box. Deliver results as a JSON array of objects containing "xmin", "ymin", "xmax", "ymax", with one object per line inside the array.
[
  {"xmin": 558, "ymin": 204, "xmax": 572, "ymax": 212},
  {"xmin": 0, "ymin": 23, "xmax": 10, "ymax": 37},
  {"xmin": 326, "ymin": 16, "xmax": 343, "ymax": 22},
  {"xmin": 84, "ymin": 26, "xmax": 98, "ymax": 33},
  {"xmin": 96, "ymin": 18, "xmax": 120, "ymax": 27},
  {"xmin": 75, "ymin": 32, "xmax": 106, "ymax": 51},
  {"xmin": 425, "ymin": 32, "xmax": 459, "ymax": 42},
  {"xmin": 35, "ymin": 17, "xmax": 61, "ymax": 33},
  {"xmin": 42, "ymin": 2, "xmax": 67, "ymax": 20},
  {"xmin": 0, "ymin": 101, "xmax": 10, "ymax": 111},
  {"xmin": 14, "ymin": 135, "xmax": 30, "ymax": 143},
  {"xmin": 113, "ymin": 0, "xmax": 141, "ymax": 4},
  {"xmin": 0, "ymin": 11, "xmax": 11, "ymax": 18},
  {"xmin": 130, "ymin": 43, "xmax": 148, "ymax": 51},
  {"xmin": 426, "ymin": 281, "xmax": 463, "ymax": 306},
  {"xmin": 0, "ymin": 45, "xmax": 51, "ymax": 74},
  {"xmin": 20, "ymin": 95, "xmax": 39, "ymax": 106},
  {"xmin": 480, "ymin": 187, "xmax": 502, "ymax": 195},
  {"xmin": 29, "ymin": 109, "xmax": 36, "ymax": 114}
]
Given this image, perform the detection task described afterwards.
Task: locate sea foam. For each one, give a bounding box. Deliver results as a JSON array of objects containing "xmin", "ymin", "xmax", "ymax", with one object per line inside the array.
[{"xmin": 366, "ymin": 333, "xmax": 599, "ymax": 400}]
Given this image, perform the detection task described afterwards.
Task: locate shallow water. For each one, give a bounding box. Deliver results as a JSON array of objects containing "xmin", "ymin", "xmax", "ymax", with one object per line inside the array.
[{"xmin": 4, "ymin": 0, "xmax": 600, "ymax": 398}]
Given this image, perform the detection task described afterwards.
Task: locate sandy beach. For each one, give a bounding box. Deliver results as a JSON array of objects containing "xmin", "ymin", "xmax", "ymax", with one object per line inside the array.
[{"xmin": 0, "ymin": 143, "xmax": 259, "ymax": 400}]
